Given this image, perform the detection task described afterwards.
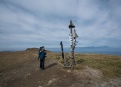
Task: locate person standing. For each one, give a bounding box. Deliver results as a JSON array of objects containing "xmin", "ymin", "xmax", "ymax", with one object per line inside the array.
[
  {"xmin": 38, "ymin": 47, "xmax": 43, "ymax": 60},
  {"xmin": 38, "ymin": 46, "xmax": 46, "ymax": 70}
]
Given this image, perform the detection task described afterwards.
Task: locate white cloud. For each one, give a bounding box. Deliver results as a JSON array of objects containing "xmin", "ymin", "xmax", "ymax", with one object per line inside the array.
[{"xmin": 0, "ymin": 0, "xmax": 121, "ymax": 51}]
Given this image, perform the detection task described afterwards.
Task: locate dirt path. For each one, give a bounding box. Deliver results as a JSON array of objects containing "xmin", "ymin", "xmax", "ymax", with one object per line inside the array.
[
  {"xmin": 0, "ymin": 57, "xmax": 121, "ymax": 87},
  {"xmin": 0, "ymin": 58, "xmax": 78, "ymax": 87}
]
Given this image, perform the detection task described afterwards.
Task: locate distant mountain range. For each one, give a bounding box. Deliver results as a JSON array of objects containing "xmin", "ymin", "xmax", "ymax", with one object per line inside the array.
[
  {"xmin": 77, "ymin": 46, "xmax": 109, "ymax": 48},
  {"xmin": 47, "ymin": 46, "xmax": 121, "ymax": 56}
]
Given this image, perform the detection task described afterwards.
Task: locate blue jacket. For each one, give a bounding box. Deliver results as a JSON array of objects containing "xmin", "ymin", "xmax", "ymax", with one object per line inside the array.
[{"xmin": 39, "ymin": 51, "xmax": 46, "ymax": 59}]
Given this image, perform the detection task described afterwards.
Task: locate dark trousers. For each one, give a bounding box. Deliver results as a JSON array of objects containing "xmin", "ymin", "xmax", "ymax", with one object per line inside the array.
[{"xmin": 40, "ymin": 58, "xmax": 45, "ymax": 69}]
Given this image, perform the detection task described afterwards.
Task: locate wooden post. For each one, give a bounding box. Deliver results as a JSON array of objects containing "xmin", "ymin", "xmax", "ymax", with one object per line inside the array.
[
  {"xmin": 60, "ymin": 41, "xmax": 64, "ymax": 60},
  {"xmin": 69, "ymin": 20, "xmax": 76, "ymax": 65},
  {"xmin": 70, "ymin": 28, "xmax": 75, "ymax": 65}
]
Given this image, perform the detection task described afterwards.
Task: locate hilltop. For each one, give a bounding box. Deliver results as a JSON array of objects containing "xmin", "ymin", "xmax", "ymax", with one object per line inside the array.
[
  {"xmin": 25, "ymin": 48, "xmax": 51, "ymax": 53},
  {"xmin": 0, "ymin": 49, "xmax": 121, "ymax": 87}
]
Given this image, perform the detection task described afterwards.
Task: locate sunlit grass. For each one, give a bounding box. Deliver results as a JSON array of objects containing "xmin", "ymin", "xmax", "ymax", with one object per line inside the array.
[
  {"xmin": 0, "ymin": 50, "xmax": 121, "ymax": 80},
  {"xmin": 50, "ymin": 53, "xmax": 121, "ymax": 80}
]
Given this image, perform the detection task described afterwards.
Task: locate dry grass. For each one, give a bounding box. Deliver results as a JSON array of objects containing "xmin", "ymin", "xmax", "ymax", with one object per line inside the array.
[
  {"xmin": 51, "ymin": 53, "xmax": 121, "ymax": 80},
  {"xmin": 0, "ymin": 51, "xmax": 38, "ymax": 73},
  {"xmin": 0, "ymin": 50, "xmax": 121, "ymax": 81},
  {"xmin": 74, "ymin": 54, "xmax": 121, "ymax": 80}
]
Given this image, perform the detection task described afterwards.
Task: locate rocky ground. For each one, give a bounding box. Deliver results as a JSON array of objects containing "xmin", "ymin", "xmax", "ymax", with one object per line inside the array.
[{"xmin": 0, "ymin": 49, "xmax": 121, "ymax": 87}]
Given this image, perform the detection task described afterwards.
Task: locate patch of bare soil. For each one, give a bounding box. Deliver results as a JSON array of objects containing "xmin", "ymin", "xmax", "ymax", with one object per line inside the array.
[
  {"xmin": 0, "ymin": 52, "xmax": 121, "ymax": 87},
  {"xmin": 72, "ymin": 66, "xmax": 121, "ymax": 87}
]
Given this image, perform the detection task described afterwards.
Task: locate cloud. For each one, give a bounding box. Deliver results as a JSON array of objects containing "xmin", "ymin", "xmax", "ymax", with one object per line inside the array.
[{"xmin": 0, "ymin": 0, "xmax": 121, "ymax": 51}]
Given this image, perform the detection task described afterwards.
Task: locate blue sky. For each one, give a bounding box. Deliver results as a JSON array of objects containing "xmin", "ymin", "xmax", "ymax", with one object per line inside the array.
[{"xmin": 0, "ymin": 0, "xmax": 121, "ymax": 51}]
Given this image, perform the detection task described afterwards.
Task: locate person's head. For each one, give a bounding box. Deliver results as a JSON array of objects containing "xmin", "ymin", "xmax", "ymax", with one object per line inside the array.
[
  {"xmin": 42, "ymin": 46, "xmax": 45, "ymax": 51},
  {"xmin": 39, "ymin": 47, "xmax": 42, "ymax": 51}
]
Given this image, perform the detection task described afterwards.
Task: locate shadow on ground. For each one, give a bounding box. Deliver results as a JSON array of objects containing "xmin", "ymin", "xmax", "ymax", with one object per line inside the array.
[{"xmin": 45, "ymin": 63, "xmax": 58, "ymax": 69}]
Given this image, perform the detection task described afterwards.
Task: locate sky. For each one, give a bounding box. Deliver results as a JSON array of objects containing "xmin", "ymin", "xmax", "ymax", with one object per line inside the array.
[{"xmin": 0, "ymin": 0, "xmax": 121, "ymax": 51}]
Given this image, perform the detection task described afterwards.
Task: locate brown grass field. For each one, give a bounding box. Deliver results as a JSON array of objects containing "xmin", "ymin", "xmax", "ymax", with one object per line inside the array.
[{"xmin": 0, "ymin": 48, "xmax": 121, "ymax": 87}]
